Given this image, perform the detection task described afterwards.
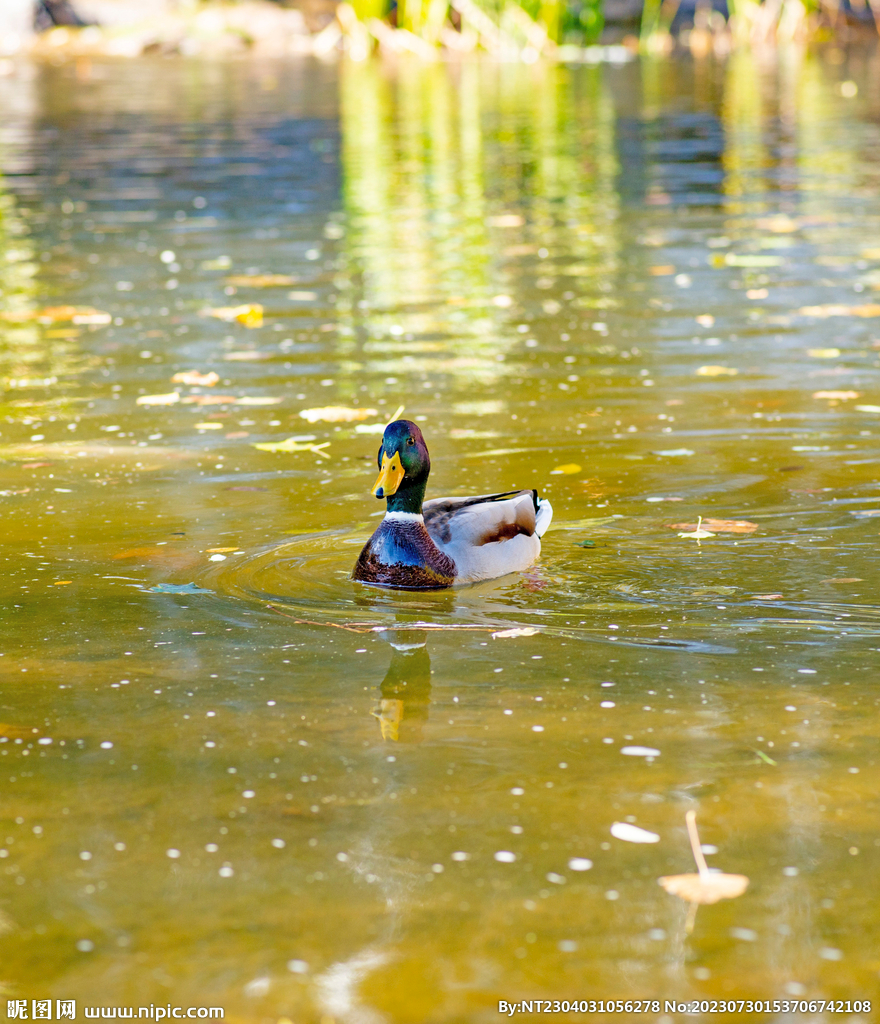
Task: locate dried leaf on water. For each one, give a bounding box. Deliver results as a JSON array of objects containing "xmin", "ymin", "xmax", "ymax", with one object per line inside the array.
[
  {"xmin": 0, "ymin": 305, "xmax": 111, "ymax": 325},
  {"xmin": 225, "ymin": 274, "xmax": 298, "ymax": 287},
  {"xmin": 669, "ymin": 518, "xmax": 757, "ymax": 535},
  {"xmin": 550, "ymin": 463, "xmax": 582, "ymax": 475},
  {"xmin": 223, "ymin": 351, "xmax": 271, "ymax": 362},
  {"xmin": 808, "ymin": 348, "xmax": 842, "ymax": 358},
  {"xmin": 799, "ymin": 304, "xmax": 880, "ymax": 319},
  {"xmin": 136, "ymin": 392, "xmax": 180, "ymax": 407},
  {"xmin": 659, "ymin": 871, "xmax": 749, "ymax": 905},
  {"xmin": 491, "ymin": 627, "xmax": 540, "ymax": 639},
  {"xmin": 252, "ymin": 438, "xmax": 330, "ymax": 458},
  {"xmin": 658, "ymin": 811, "xmax": 749, "ymax": 933},
  {"xmin": 299, "ymin": 406, "xmax": 378, "ymax": 424},
  {"xmin": 199, "ymin": 304, "xmax": 263, "ymax": 327},
  {"xmin": 696, "ymin": 365, "xmax": 738, "ymax": 377},
  {"xmin": 677, "ymin": 516, "xmax": 715, "ymax": 540},
  {"xmin": 181, "ymin": 395, "xmax": 237, "ymax": 406},
  {"xmin": 172, "ymin": 370, "xmax": 220, "ymax": 387}
]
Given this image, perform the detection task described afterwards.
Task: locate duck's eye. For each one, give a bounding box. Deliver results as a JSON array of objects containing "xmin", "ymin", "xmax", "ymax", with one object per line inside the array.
[{"xmin": 406, "ymin": 437, "xmax": 415, "ymax": 446}]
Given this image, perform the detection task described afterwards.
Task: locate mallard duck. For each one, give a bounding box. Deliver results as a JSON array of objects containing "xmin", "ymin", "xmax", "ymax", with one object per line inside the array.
[{"xmin": 353, "ymin": 419, "xmax": 552, "ymax": 590}]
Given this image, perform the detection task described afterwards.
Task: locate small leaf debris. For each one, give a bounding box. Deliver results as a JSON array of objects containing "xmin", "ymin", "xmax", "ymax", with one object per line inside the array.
[
  {"xmin": 172, "ymin": 370, "xmax": 220, "ymax": 387},
  {"xmin": 658, "ymin": 810, "xmax": 749, "ymax": 933},
  {"xmin": 299, "ymin": 406, "xmax": 378, "ymax": 424},
  {"xmin": 669, "ymin": 518, "xmax": 757, "ymax": 535},
  {"xmin": 677, "ymin": 516, "xmax": 715, "ymax": 541}
]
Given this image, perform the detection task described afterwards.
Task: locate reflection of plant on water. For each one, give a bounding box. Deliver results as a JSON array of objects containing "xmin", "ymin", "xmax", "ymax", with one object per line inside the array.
[
  {"xmin": 337, "ymin": 58, "xmax": 620, "ymax": 395},
  {"xmin": 0, "ymin": 173, "xmax": 92, "ymax": 424}
]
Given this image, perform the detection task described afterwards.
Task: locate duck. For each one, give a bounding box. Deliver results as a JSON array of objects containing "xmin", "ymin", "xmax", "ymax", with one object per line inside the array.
[{"xmin": 352, "ymin": 419, "xmax": 552, "ymax": 590}]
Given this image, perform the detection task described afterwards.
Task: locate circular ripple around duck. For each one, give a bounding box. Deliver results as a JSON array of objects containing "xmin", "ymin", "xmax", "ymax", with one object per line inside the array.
[{"xmin": 198, "ymin": 529, "xmax": 516, "ymax": 626}]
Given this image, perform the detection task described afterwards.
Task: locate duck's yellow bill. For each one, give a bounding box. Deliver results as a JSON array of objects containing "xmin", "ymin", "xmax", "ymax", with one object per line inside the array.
[{"xmin": 372, "ymin": 450, "xmax": 404, "ymax": 498}]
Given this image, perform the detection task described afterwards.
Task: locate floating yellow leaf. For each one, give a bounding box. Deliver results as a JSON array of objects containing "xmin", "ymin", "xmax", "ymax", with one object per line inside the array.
[
  {"xmin": 0, "ymin": 305, "xmax": 111, "ymax": 325},
  {"xmin": 225, "ymin": 274, "xmax": 298, "ymax": 287},
  {"xmin": 550, "ymin": 463, "xmax": 582, "ymax": 475},
  {"xmin": 492, "ymin": 627, "xmax": 540, "ymax": 638},
  {"xmin": 181, "ymin": 395, "xmax": 236, "ymax": 406},
  {"xmin": 223, "ymin": 351, "xmax": 270, "ymax": 361},
  {"xmin": 299, "ymin": 406, "xmax": 378, "ymax": 424},
  {"xmin": 252, "ymin": 438, "xmax": 330, "ymax": 458},
  {"xmin": 812, "ymin": 390, "xmax": 860, "ymax": 400},
  {"xmin": 669, "ymin": 518, "xmax": 757, "ymax": 535},
  {"xmin": 659, "ymin": 811, "xmax": 749, "ymax": 934},
  {"xmin": 136, "ymin": 392, "xmax": 180, "ymax": 407},
  {"xmin": 236, "ymin": 397, "xmax": 282, "ymax": 406},
  {"xmin": 206, "ymin": 547, "xmax": 239, "ymax": 553},
  {"xmin": 53, "ymin": 581, "xmax": 72, "ymax": 586},
  {"xmin": 696, "ymin": 365, "xmax": 738, "ymax": 377},
  {"xmin": 808, "ymin": 348, "xmax": 841, "ymax": 359},
  {"xmin": 172, "ymin": 370, "xmax": 220, "ymax": 387},
  {"xmin": 799, "ymin": 304, "xmax": 880, "ymax": 319},
  {"xmin": 194, "ymin": 422, "xmax": 223, "ymax": 430},
  {"xmin": 200, "ymin": 304, "xmax": 263, "ymax": 327}
]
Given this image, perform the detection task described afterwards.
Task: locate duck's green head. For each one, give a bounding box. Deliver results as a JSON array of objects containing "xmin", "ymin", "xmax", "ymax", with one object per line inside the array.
[{"xmin": 371, "ymin": 419, "xmax": 430, "ymax": 513}]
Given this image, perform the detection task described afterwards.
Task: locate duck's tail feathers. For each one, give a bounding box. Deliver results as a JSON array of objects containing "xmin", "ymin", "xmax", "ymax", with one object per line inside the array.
[{"xmin": 535, "ymin": 498, "xmax": 553, "ymax": 537}]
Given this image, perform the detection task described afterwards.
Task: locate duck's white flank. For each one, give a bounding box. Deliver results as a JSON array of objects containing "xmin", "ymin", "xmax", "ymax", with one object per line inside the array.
[{"xmin": 384, "ymin": 511, "xmax": 424, "ymax": 523}]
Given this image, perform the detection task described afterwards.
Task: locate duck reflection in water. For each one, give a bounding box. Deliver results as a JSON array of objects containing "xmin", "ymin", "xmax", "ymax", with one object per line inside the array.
[{"xmin": 371, "ymin": 629, "xmax": 432, "ymax": 743}]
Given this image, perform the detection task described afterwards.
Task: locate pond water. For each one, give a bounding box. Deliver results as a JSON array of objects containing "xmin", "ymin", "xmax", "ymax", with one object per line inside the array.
[{"xmin": 1, "ymin": 46, "xmax": 880, "ymax": 1022}]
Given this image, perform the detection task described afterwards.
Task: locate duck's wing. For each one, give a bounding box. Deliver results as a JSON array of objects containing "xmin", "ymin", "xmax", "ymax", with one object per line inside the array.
[
  {"xmin": 423, "ymin": 490, "xmax": 538, "ymax": 546},
  {"xmin": 423, "ymin": 491, "xmax": 552, "ymax": 582}
]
